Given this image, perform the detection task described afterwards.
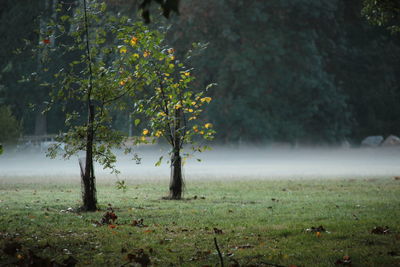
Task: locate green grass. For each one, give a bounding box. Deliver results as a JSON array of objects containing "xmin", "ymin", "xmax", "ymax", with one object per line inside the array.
[{"xmin": 1, "ymin": 178, "xmax": 400, "ymax": 266}]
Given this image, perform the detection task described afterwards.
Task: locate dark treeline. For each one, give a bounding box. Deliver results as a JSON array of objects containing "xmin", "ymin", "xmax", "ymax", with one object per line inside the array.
[{"xmin": 1, "ymin": 0, "xmax": 399, "ymax": 145}]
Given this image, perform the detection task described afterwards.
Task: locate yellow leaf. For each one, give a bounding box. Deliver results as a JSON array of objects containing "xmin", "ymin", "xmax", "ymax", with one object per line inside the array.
[
  {"xmin": 132, "ymin": 53, "xmax": 140, "ymax": 59},
  {"xmin": 155, "ymin": 130, "xmax": 162, "ymax": 137},
  {"xmin": 188, "ymin": 108, "xmax": 194, "ymax": 112},
  {"xmin": 143, "ymin": 129, "xmax": 149, "ymax": 135},
  {"xmin": 130, "ymin": 36, "xmax": 138, "ymax": 46},
  {"xmin": 184, "ymin": 71, "xmax": 190, "ymax": 76},
  {"xmin": 143, "ymin": 51, "xmax": 150, "ymax": 57},
  {"xmin": 167, "ymin": 48, "xmax": 175, "ymax": 54},
  {"xmin": 119, "ymin": 80, "xmax": 126, "ymax": 86},
  {"xmin": 191, "ymin": 101, "xmax": 196, "ymax": 105},
  {"xmin": 119, "ymin": 46, "xmax": 127, "ymax": 53},
  {"xmin": 175, "ymin": 103, "xmax": 182, "ymax": 109},
  {"xmin": 205, "ymin": 123, "xmax": 213, "ymax": 129},
  {"xmin": 189, "ymin": 116, "xmax": 197, "ymax": 121},
  {"xmin": 201, "ymin": 97, "xmax": 212, "ymax": 103},
  {"xmin": 164, "ymin": 73, "xmax": 170, "ymax": 77},
  {"xmin": 169, "ymin": 64, "xmax": 174, "ymax": 69},
  {"xmin": 158, "ymin": 112, "xmax": 166, "ymax": 117},
  {"xmin": 169, "ymin": 55, "xmax": 175, "ymax": 60}
]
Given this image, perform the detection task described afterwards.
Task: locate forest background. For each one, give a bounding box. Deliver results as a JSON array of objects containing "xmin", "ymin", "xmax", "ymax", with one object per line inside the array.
[{"xmin": 1, "ymin": 0, "xmax": 399, "ymax": 146}]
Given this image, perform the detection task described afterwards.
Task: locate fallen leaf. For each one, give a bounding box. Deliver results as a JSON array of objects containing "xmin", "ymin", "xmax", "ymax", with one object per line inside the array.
[
  {"xmin": 126, "ymin": 249, "xmax": 150, "ymax": 267},
  {"xmin": 388, "ymin": 251, "xmax": 400, "ymax": 257},
  {"xmin": 3, "ymin": 241, "xmax": 21, "ymax": 255},
  {"xmin": 132, "ymin": 218, "xmax": 148, "ymax": 227},
  {"xmin": 62, "ymin": 256, "xmax": 78, "ymax": 266},
  {"xmin": 236, "ymin": 244, "xmax": 254, "ymax": 249},
  {"xmin": 306, "ymin": 225, "xmax": 326, "ymax": 233},
  {"xmin": 213, "ymin": 227, "xmax": 223, "ymax": 234},
  {"xmin": 371, "ymin": 226, "xmax": 390, "ymax": 235},
  {"xmin": 335, "ymin": 255, "xmax": 352, "ymax": 265}
]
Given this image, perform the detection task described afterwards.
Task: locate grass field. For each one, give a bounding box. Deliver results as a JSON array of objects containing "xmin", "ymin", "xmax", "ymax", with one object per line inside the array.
[{"xmin": 0, "ymin": 177, "xmax": 399, "ymax": 266}]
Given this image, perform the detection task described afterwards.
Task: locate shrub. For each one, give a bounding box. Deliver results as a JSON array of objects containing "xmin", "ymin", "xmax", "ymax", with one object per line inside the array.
[{"xmin": 0, "ymin": 105, "xmax": 21, "ymax": 144}]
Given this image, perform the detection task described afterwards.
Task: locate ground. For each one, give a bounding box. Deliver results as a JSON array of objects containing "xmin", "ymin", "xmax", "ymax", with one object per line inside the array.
[{"xmin": 0, "ymin": 177, "xmax": 399, "ymax": 266}]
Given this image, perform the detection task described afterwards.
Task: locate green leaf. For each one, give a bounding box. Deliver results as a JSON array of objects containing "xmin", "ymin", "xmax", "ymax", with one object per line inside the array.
[
  {"xmin": 134, "ymin": 119, "xmax": 141, "ymax": 126},
  {"xmin": 155, "ymin": 156, "xmax": 163, "ymax": 166}
]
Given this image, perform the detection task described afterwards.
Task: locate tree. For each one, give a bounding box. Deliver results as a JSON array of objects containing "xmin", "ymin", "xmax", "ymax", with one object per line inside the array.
[
  {"xmin": 0, "ymin": 105, "xmax": 21, "ymax": 145},
  {"xmin": 362, "ymin": 0, "xmax": 400, "ymax": 34},
  {"xmin": 46, "ymin": 1, "xmax": 164, "ymax": 210},
  {"xmin": 132, "ymin": 44, "xmax": 215, "ymax": 199},
  {"xmin": 168, "ymin": 0, "xmax": 352, "ymax": 144}
]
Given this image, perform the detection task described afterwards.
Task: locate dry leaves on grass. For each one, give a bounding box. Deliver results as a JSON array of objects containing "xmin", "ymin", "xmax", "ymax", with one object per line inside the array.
[
  {"xmin": 93, "ymin": 205, "xmax": 118, "ymax": 226},
  {"xmin": 3, "ymin": 241, "xmax": 21, "ymax": 255},
  {"xmin": 131, "ymin": 218, "xmax": 148, "ymax": 227},
  {"xmin": 213, "ymin": 227, "xmax": 223, "ymax": 234},
  {"xmin": 125, "ymin": 249, "xmax": 151, "ymax": 267},
  {"xmin": 371, "ymin": 226, "xmax": 390, "ymax": 235},
  {"xmin": 335, "ymin": 255, "xmax": 352, "ymax": 265},
  {"xmin": 305, "ymin": 225, "xmax": 326, "ymax": 233},
  {"xmin": 3, "ymin": 243, "xmax": 78, "ymax": 267}
]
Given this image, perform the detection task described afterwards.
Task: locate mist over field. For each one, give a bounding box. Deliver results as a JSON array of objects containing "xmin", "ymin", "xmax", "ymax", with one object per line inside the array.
[{"xmin": 1, "ymin": 146, "xmax": 399, "ymax": 183}]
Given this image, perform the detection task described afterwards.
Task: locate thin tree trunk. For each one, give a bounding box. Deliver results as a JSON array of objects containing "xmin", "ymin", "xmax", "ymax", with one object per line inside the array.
[
  {"xmin": 34, "ymin": 112, "xmax": 47, "ymax": 136},
  {"xmin": 81, "ymin": 104, "xmax": 97, "ymax": 211},
  {"xmin": 169, "ymin": 148, "xmax": 183, "ymax": 199},
  {"xmin": 81, "ymin": 0, "xmax": 97, "ymax": 211},
  {"xmin": 169, "ymin": 108, "xmax": 183, "ymax": 199}
]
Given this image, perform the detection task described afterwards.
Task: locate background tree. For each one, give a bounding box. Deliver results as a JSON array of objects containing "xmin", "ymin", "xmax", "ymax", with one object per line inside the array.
[
  {"xmin": 362, "ymin": 0, "xmax": 400, "ymax": 34},
  {"xmin": 0, "ymin": 105, "xmax": 21, "ymax": 146},
  {"xmin": 2, "ymin": 0, "xmax": 400, "ymax": 146}
]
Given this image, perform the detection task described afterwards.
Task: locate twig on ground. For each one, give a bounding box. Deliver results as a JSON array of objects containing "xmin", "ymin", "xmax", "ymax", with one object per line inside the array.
[{"xmin": 214, "ymin": 237, "xmax": 224, "ymax": 267}]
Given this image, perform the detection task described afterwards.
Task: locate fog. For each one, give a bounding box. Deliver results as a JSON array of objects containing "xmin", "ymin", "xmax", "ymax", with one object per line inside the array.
[{"xmin": 1, "ymin": 146, "xmax": 399, "ymax": 183}]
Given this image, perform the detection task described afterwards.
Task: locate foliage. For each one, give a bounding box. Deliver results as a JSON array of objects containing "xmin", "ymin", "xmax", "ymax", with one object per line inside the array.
[
  {"xmin": 45, "ymin": 2, "xmax": 161, "ymax": 172},
  {"xmin": 169, "ymin": 0, "xmax": 353, "ymax": 144},
  {"xmin": 164, "ymin": 0, "xmax": 400, "ymax": 143},
  {"xmin": 0, "ymin": 105, "xmax": 21, "ymax": 144},
  {"xmin": 139, "ymin": 0, "xmax": 180, "ymax": 23},
  {"xmin": 2, "ymin": 0, "xmax": 400, "ymax": 144},
  {"xmin": 115, "ymin": 179, "xmax": 128, "ymax": 192},
  {"xmin": 132, "ymin": 44, "xmax": 216, "ymax": 164},
  {"xmin": 362, "ymin": 0, "xmax": 400, "ymax": 34}
]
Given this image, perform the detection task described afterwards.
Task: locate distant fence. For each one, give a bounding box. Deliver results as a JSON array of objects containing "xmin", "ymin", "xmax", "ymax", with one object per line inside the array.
[
  {"xmin": 17, "ymin": 135, "xmax": 59, "ymax": 151},
  {"xmin": 17, "ymin": 134, "xmax": 157, "ymax": 152}
]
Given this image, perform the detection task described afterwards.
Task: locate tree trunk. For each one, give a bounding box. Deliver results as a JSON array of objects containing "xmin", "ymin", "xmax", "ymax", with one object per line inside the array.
[
  {"xmin": 169, "ymin": 108, "xmax": 183, "ymax": 199},
  {"xmin": 81, "ymin": 104, "xmax": 97, "ymax": 211},
  {"xmin": 34, "ymin": 112, "xmax": 47, "ymax": 136},
  {"xmin": 169, "ymin": 149, "xmax": 183, "ymax": 199}
]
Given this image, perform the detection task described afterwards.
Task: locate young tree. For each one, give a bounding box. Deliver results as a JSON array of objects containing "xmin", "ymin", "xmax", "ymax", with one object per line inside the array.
[
  {"xmin": 46, "ymin": 1, "xmax": 162, "ymax": 210},
  {"xmin": 132, "ymin": 45, "xmax": 216, "ymax": 199}
]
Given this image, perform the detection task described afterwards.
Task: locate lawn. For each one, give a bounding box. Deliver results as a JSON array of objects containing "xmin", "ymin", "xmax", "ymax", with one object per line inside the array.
[{"xmin": 0, "ymin": 177, "xmax": 399, "ymax": 266}]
